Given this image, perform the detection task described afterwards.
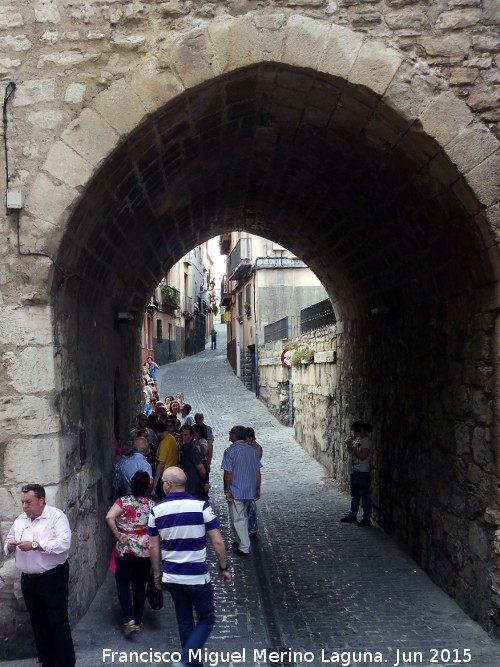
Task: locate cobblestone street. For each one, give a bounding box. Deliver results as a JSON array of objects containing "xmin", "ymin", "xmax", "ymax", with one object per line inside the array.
[{"xmin": 3, "ymin": 324, "xmax": 499, "ymax": 667}]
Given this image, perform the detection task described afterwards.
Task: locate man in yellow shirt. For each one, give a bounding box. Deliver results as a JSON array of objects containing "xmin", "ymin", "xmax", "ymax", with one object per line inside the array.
[{"xmin": 153, "ymin": 421, "xmax": 180, "ymax": 500}]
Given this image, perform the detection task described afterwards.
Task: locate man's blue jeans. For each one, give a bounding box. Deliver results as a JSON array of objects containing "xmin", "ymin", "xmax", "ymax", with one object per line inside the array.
[
  {"xmin": 350, "ymin": 471, "xmax": 372, "ymax": 519},
  {"xmin": 165, "ymin": 582, "xmax": 215, "ymax": 667}
]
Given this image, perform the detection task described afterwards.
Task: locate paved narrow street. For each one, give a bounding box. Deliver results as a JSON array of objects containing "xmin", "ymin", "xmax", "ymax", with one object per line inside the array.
[{"xmin": 3, "ymin": 324, "xmax": 499, "ymax": 667}]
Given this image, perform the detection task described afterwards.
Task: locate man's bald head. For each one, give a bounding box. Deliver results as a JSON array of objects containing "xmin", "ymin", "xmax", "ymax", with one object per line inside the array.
[{"xmin": 163, "ymin": 466, "xmax": 187, "ymax": 490}]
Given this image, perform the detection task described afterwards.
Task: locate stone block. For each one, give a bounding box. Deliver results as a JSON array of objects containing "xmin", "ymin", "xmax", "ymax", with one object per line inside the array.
[
  {"xmin": 385, "ymin": 8, "xmax": 428, "ymax": 31},
  {"xmin": 419, "ymin": 34, "xmax": 470, "ymax": 57},
  {"xmin": 419, "ymin": 91, "xmax": 473, "ymax": 148},
  {"xmin": 470, "ymin": 389, "xmax": 492, "ymax": 425},
  {"xmin": 0, "ymin": 8, "xmax": 23, "ymax": 29},
  {"xmin": 157, "ymin": 0, "xmax": 189, "ymax": 17},
  {"xmin": 446, "ymin": 124, "xmax": 499, "ymax": 175},
  {"xmin": 0, "ymin": 395, "xmax": 59, "ymax": 438},
  {"xmin": 451, "ymin": 177, "xmax": 483, "ymax": 216},
  {"xmin": 319, "ymin": 24, "xmax": 363, "ymax": 80},
  {"xmin": 470, "ymin": 331, "xmax": 492, "ymax": 361},
  {"xmin": 0, "ymin": 305, "xmax": 52, "ymax": 346},
  {"xmin": 12, "ymin": 79, "xmax": 55, "ymax": 107},
  {"xmin": 283, "ymin": 16, "xmax": 330, "ymax": 71},
  {"xmin": 171, "ymin": 29, "xmax": 220, "ymax": 88},
  {"xmin": 40, "ymin": 30, "xmax": 59, "ymax": 44},
  {"xmin": 35, "ymin": 0, "xmax": 61, "ymax": 24},
  {"xmin": 0, "ymin": 58, "xmax": 21, "ymax": 76},
  {"xmin": 435, "ymin": 9, "xmax": 482, "ymax": 31},
  {"xmin": 43, "ymin": 141, "xmax": 93, "ymax": 189},
  {"xmin": 4, "ymin": 438, "xmax": 61, "ymax": 485},
  {"xmin": 3, "ymin": 347, "xmax": 56, "ymax": 395},
  {"xmin": 25, "ymin": 173, "xmax": 77, "ymax": 227},
  {"xmin": 26, "ymin": 110, "xmax": 64, "ymax": 130},
  {"xmin": 37, "ymin": 51, "xmax": 85, "ymax": 68},
  {"xmin": 348, "ymin": 40, "xmax": 403, "ymax": 96},
  {"xmin": 127, "ymin": 68, "xmax": 184, "ymax": 113},
  {"xmin": 208, "ymin": 16, "xmax": 283, "ymax": 73},
  {"xmin": 471, "ymin": 427, "xmax": 492, "ymax": 467},
  {"xmin": 465, "ymin": 151, "xmax": 500, "ymax": 208},
  {"xmin": 0, "ymin": 34, "xmax": 31, "ymax": 51},
  {"xmin": 61, "ymin": 108, "xmax": 120, "ymax": 167},
  {"xmin": 65, "ymin": 82, "xmax": 86, "ymax": 104},
  {"xmin": 454, "ymin": 422, "xmax": 470, "ymax": 456},
  {"xmin": 93, "ymin": 79, "xmax": 148, "ymax": 136},
  {"xmin": 111, "ymin": 34, "xmax": 146, "ymax": 51},
  {"xmin": 0, "ymin": 488, "xmax": 19, "ymax": 522}
]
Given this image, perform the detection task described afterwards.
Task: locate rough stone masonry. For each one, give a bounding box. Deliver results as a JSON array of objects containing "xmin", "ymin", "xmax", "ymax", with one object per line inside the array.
[{"xmin": 0, "ymin": 0, "xmax": 499, "ymax": 658}]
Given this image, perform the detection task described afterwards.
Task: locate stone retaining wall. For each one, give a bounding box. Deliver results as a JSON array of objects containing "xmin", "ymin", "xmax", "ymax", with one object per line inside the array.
[{"xmin": 258, "ymin": 307, "xmax": 499, "ymax": 633}]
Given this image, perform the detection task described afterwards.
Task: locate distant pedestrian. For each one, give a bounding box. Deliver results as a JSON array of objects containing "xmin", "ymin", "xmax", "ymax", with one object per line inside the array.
[
  {"xmin": 168, "ymin": 400, "xmax": 182, "ymax": 420},
  {"xmin": 148, "ymin": 467, "xmax": 231, "ymax": 667},
  {"xmin": 147, "ymin": 357, "xmax": 159, "ymax": 393},
  {"xmin": 245, "ymin": 427, "xmax": 263, "ymax": 536},
  {"xmin": 181, "ymin": 403, "xmax": 195, "ymax": 427},
  {"xmin": 210, "ymin": 327, "xmax": 217, "ymax": 349},
  {"xmin": 4, "ymin": 484, "xmax": 75, "ymax": 667},
  {"xmin": 221, "ymin": 425, "xmax": 262, "ymax": 556},
  {"xmin": 340, "ymin": 420, "xmax": 373, "ymax": 527}
]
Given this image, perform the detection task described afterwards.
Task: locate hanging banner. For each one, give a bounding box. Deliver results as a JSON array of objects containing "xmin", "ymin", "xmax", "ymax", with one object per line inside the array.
[{"xmin": 224, "ymin": 311, "xmax": 232, "ymax": 322}]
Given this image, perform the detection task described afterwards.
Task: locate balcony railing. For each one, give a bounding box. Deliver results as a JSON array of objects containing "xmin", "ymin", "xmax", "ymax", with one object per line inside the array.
[
  {"xmin": 160, "ymin": 285, "xmax": 180, "ymax": 310},
  {"xmin": 228, "ymin": 238, "xmax": 252, "ymax": 281},
  {"xmin": 220, "ymin": 276, "xmax": 232, "ymax": 307},
  {"xmin": 300, "ymin": 298, "xmax": 336, "ymax": 334},
  {"xmin": 264, "ymin": 316, "xmax": 300, "ymax": 343}
]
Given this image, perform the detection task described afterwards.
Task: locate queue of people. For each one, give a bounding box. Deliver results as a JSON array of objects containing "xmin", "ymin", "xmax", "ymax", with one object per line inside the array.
[
  {"xmin": 3, "ymin": 349, "xmax": 372, "ymax": 667},
  {"xmin": 104, "ymin": 375, "xmax": 264, "ymax": 665}
]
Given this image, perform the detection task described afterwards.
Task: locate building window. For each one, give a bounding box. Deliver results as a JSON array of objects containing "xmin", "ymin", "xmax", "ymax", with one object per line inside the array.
[
  {"xmin": 157, "ymin": 319, "xmax": 163, "ymax": 342},
  {"xmin": 238, "ymin": 292, "xmax": 243, "ymax": 317},
  {"xmin": 245, "ymin": 285, "xmax": 252, "ymax": 316}
]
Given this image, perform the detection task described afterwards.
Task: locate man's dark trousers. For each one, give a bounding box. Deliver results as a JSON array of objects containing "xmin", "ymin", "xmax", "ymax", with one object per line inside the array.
[
  {"xmin": 21, "ymin": 561, "xmax": 75, "ymax": 667},
  {"xmin": 165, "ymin": 581, "xmax": 215, "ymax": 667}
]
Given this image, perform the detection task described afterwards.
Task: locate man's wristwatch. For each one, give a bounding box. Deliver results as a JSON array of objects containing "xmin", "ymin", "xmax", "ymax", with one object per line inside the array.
[
  {"xmin": 32, "ymin": 542, "xmax": 39, "ymax": 550},
  {"xmin": 219, "ymin": 565, "xmax": 229, "ymax": 571}
]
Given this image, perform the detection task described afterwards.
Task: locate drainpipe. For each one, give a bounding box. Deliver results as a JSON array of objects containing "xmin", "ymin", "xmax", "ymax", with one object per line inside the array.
[{"xmin": 236, "ymin": 317, "xmax": 241, "ymax": 377}]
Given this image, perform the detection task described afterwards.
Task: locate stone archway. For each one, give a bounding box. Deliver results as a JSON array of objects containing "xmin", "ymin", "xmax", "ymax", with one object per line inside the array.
[{"xmin": 2, "ymin": 14, "xmax": 500, "ymax": 655}]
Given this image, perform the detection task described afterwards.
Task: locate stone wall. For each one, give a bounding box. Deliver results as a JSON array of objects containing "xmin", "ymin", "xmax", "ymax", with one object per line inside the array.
[
  {"xmin": 0, "ymin": 0, "xmax": 499, "ymax": 655},
  {"xmin": 0, "ymin": 1, "xmax": 498, "ymax": 148},
  {"xmin": 258, "ymin": 303, "xmax": 499, "ymax": 632}
]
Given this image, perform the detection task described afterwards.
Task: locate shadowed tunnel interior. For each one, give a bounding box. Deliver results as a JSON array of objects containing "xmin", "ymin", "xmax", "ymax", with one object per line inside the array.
[
  {"xmin": 52, "ymin": 64, "xmax": 498, "ymax": 630},
  {"xmin": 57, "ymin": 63, "xmax": 490, "ymax": 318}
]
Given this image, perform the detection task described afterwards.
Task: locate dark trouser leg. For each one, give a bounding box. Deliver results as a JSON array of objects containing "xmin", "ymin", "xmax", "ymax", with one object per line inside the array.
[
  {"xmin": 131, "ymin": 556, "xmax": 151, "ymax": 625},
  {"xmin": 115, "ymin": 554, "xmax": 134, "ymax": 622},
  {"xmin": 166, "ymin": 582, "xmax": 215, "ymax": 667},
  {"xmin": 350, "ymin": 471, "xmax": 371, "ymax": 518},
  {"xmin": 22, "ymin": 562, "xmax": 75, "ymax": 667},
  {"xmin": 21, "ymin": 573, "xmax": 53, "ymax": 665},
  {"xmin": 349, "ymin": 473, "xmax": 361, "ymax": 516}
]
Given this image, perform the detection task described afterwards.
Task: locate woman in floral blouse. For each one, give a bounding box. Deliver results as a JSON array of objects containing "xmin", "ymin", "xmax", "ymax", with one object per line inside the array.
[{"xmin": 105, "ymin": 470, "xmax": 154, "ymax": 635}]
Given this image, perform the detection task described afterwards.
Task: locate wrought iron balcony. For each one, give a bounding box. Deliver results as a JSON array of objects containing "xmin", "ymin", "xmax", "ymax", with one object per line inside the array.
[
  {"xmin": 228, "ymin": 238, "xmax": 252, "ymax": 282},
  {"xmin": 160, "ymin": 285, "xmax": 180, "ymax": 310},
  {"xmin": 219, "ymin": 276, "xmax": 232, "ymax": 307}
]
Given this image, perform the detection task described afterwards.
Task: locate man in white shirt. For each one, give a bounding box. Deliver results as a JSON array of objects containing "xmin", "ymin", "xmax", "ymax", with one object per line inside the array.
[{"xmin": 4, "ymin": 483, "xmax": 75, "ymax": 666}]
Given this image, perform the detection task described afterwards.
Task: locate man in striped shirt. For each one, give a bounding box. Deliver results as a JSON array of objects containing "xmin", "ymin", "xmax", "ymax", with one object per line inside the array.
[{"xmin": 148, "ymin": 467, "xmax": 231, "ymax": 667}]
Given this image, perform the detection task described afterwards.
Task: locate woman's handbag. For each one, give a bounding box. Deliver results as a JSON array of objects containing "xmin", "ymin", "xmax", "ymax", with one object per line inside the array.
[{"xmin": 146, "ymin": 574, "xmax": 163, "ymax": 610}]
